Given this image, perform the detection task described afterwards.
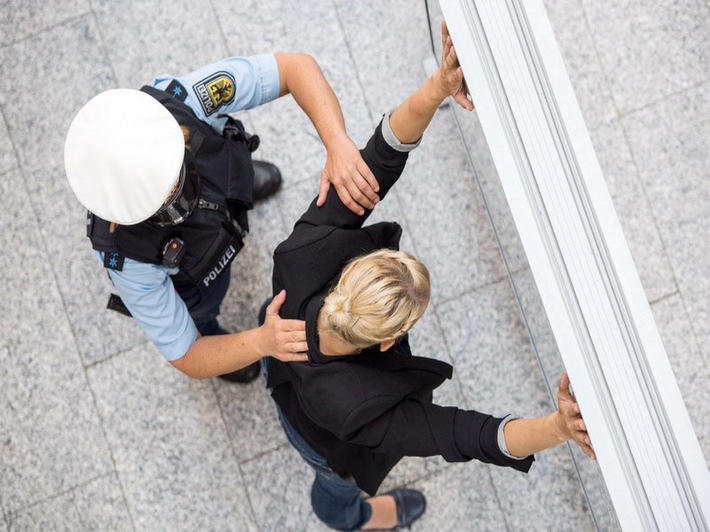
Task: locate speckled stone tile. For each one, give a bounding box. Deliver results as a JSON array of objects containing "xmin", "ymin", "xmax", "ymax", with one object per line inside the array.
[
  {"xmin": 437, "ymin": 279, "xmax": 593, "ymax": 530},
  {"xmin": 214, "ymin": 0, "xmax": 374, "ymax": 187},
  {"xmin": 91, "ymin": 0, "xmax": 228, "ymax": 89},
  {"xmin": 621, "ymin": 82, "xmax": 710, "ymax": 225},
  {"xmin": 408, "ymin": 462, "xmax": 506, "ymax": 532},
  {"xmin": 337, "ymin": 0, "xmax": 434, "ymax": 121},
  {"xmin": 587, "ymin": 119, "xmax": 678, "ymax": 303},
  {"xmin": 7, "ymin": 474, "xmax": 132, "ymax": 532},
  {"xmin": 652, "ymin": 293, "xmax": 710, "ymax": 466},
  {"xmin": 580, "ymin": 0, "xmax": 710, "ymax": 115},
  {"xmin": 622, "ymin": 84, "xmax": 710, "ymax": 358},
  {"xmin": 447, "ymin": 103, "xmax": 530, "ymax": 275},
  {"xmin": 394, "ymin": 112, "xmax": 507, "ymax": 303},
  {"xmin": 0, "ymin": 0, "xmax": 90, "ymax": 46},
  {"xmin": 212, "ymin": 375, "xmax": 288, "ymax": 463},
  {"xmin": 437, "ymin": 279, "xmax": 549, "ymax": 416},
  {"xmin": 488, "ymin": 447, "xmax": 595, "ymax": 531},
  {"xmin": 0, "ymin": 16, "xmax": 144, "ymax": 366},
  {"xmin": 0, "ymin": 169, "xmax": 113, "ymax": 513},
  {"xmin": 87, "ymin": 343, "xmax": 255, "ymax": 531},
  {"xmin": 542, "ymin": 0, "xmax": 617, "ymax": 131},
  {"xmin": 0, "ymin": 116, "xmax": 16, "ymax": 175},
  {"xmin": 241, "ymin": 444, "xmax": 330, "ymax": 532},
  {"xmin": 0, "ymin": 17, "xmax": 113, "ymax": 180}
]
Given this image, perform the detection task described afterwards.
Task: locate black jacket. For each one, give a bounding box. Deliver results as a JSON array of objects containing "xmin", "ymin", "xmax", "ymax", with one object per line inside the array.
[{"xmin": 267, "ymin": 120, "xmax": 534, "ymax": 495}]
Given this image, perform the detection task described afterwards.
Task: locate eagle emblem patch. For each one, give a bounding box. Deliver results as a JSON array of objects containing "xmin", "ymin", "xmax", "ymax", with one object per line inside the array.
[{"xmin": 193, "ymin": 71, "xmax": 236, "ymax": 116}]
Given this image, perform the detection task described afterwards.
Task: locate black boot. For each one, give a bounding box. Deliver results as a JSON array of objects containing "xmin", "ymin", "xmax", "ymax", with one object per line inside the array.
[
  {"xmin": 252, "ymin": 160, "xmax": 282, "ymax": 201},
  {"xmin": 217, "ymin": 361, "xmax": 260, "ymax": 383}
]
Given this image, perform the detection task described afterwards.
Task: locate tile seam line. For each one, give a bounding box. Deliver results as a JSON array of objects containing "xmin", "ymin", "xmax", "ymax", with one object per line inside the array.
[
  {"xmin": 617, "ymin": 78, "xmax": 710, "ymax": 121},
  {"xmin": 648, "ymin": 290, "xmax": 680, "ymax": 307},
  {"xmin": 0, "ymin": 103, "xmax": 22, "ymax": 183},
  {"xmin": 208, "ymin": 0, "xmax": 231, "ymax": 57},
  {"xmin": 1, "ymin": 14, "xmax": 133, "ymax": 527},
  {"xmin": 84, "ymin": 340, "xmax": 149, "ymax": 370},
  {"xmin": 238, "ymin": 441, "xmax": 292, "ymax": 466},
  {"xmin": 0, "ymin": 95, "xmax": 130, "ymax": 531},
  {"xmin": 0, "ymin": 12, "xmax": 92, "ymax": 49},
  {"xmin": 87, "ymin": 5, "xmax": 120, "ymax": 89},
  {"xmin": 332, "ymin": 0, "xmax": 377, "ymax": 129},
  {"xmin": 81, "ymin": 331, "xmax": 138, "ymax": 530},
  {"xmin": 236, "ymin": 460, "xmax": 263, "ymax": 532},
  {"xmin": 432, "ymin": 271, "xmax": 513, "ymax": 309},
  {"xmin": 3, "ymin": 471, "xmax": 117, "ymax": 520},
  {"xmin": 210, "ymin": 378, "xmax": 259, "ymax": 528}
]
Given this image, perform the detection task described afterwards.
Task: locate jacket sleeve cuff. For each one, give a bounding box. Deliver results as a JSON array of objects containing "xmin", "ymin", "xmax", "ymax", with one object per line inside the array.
[
  {"xmin": 381, "ymin": 110, "xmax": 422, "ymax": 152},
  {"xmin": 497, "ymin": 414, "xmax": 529, "ymax": 460}
]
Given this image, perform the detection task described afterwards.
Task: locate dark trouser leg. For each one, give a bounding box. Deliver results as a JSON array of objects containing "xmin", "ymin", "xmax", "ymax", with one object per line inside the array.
[
  {"xmin": 177, "ymin": 266, "xmax": 232, "ymax": 333},
  {"xmin": 178, "ymin": 268, "xmax": 259, "ymax": 383},
  {"xmin": 275, "ymin": 407, "xmax": 371, "ymax": 530}
]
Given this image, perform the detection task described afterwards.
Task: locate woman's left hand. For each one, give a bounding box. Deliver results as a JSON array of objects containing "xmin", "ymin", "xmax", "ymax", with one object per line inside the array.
[
  {"xmin": 439, "ymin": 22, "xmax": 474, "ymax": 111},
  {"xmin": 556, "ymin": 372, "xmax": 596, "ymax": 460}
]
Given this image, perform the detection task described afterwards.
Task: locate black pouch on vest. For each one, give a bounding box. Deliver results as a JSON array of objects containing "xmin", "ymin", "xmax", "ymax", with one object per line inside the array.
[
  {"xmin": 173, "ymin": 219, "xmax": 244, "ymax": 292},
  {"xmin": 107, "ymin": 293, "xmax": 132, "ymax": 317},
  {"xmin": 221, "ymin": 116, "xmax": 257, "ymax": 212}
]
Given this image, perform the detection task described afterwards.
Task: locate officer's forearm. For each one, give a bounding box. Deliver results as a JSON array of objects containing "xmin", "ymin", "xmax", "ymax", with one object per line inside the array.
[
  {"xmin": 170, "ymin": 330, "xmax": 262, "ymax": 379},
  {"xmin": 274, "ymin": 52, "xmax": 350, "ymax": 152}
]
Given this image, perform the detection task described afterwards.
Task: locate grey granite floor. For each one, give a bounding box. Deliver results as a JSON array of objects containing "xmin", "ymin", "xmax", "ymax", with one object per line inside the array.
[{"xmin": 0, "ymin": 1, "xmax": 707, "ymax": 531}]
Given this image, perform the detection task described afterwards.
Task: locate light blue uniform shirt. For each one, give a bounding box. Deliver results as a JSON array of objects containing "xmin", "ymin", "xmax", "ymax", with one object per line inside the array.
[{"xmin": 97, "ymin": 54, "xmax": 280, "ymax": 361}]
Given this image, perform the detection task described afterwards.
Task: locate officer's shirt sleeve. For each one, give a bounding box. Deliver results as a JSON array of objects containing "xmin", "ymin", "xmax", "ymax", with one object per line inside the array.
[
  {"xmin": 150, "ymin": 54, "xmax": 280, "ymax": 133},
  {"xmin": 96, "ymin": 251, "xmax": 198, "ymax": 361}
]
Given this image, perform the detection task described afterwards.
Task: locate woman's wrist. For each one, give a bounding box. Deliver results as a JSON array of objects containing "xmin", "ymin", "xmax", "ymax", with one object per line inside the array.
[{"xmin": 549, "ymin": 411, "xmax": 569, "ymax": 444}]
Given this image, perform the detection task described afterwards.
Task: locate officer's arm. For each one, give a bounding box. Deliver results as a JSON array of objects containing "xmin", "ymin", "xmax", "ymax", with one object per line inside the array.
[
  {"xmin": 170, "ymin": 289, "xmax": 307, "ymax": 378},
  {"xmin": 274, "ymin": 52, "xmax": 378, "ymax": 216}
]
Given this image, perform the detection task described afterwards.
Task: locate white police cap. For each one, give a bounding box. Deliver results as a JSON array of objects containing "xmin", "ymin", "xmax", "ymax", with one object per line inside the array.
[{"xmin": 64, "ymin": 88, "xmax": 185, "ymax": 225}]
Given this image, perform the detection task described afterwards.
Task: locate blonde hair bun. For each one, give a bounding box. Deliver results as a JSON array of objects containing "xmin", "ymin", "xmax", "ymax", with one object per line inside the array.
[{"xmin": 321, "ymin": 249, "xmax": 430, "ymax": 348}]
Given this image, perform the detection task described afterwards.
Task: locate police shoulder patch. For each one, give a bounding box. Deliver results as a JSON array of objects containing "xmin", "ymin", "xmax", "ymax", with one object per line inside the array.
[
  {"xmin": 192, "ymin": 71, "xmax": 236, "ymax": 116},
  {"xmin": 104, "ymin": 251, "xmax": 125, "ymax": 271}
]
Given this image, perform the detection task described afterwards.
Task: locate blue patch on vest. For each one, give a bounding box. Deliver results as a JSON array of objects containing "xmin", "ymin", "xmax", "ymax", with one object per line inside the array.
[
  {"xmin": 104, "ymin": 251, "xmax": 125, "ymax": 271},
  {"xmin": 166, "ymin": 79, "xmax": 187, "ymax": 102}
]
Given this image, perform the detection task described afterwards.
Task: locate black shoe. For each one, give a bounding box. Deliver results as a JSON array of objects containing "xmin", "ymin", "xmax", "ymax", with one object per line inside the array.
[
  {"xmin": 389, "ymin": 489, "xmax": 426, "ymax": 529},
  {"xmin": 252, "ymin": 160, "xmax": 282, "ymax": 201},
  {"xmin": 217, "ymin": 361, "xmax": 261, "ymax": 383}
]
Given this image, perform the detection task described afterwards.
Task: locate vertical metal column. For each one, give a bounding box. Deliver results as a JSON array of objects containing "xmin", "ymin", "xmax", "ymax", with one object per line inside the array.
[{"xmin": 439, "ymin": 1, "xmax": 710, "ymax": 530}]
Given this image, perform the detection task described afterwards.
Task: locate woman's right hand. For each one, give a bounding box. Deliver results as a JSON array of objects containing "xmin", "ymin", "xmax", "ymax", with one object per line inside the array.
[{"xmin": 555, "ymin": 373, "xmax": 596, "ymax": 460}]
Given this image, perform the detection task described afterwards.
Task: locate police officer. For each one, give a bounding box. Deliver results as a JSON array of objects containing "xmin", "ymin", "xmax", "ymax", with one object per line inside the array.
[{"xmin": 64, "ymin": 53, "xmax": 380, "ymax": 383}]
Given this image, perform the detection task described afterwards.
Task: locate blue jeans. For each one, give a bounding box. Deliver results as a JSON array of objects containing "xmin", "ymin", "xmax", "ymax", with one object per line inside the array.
[{"xmin": 263, "ymin": 361, "xmax": 372, "ymax": 530}]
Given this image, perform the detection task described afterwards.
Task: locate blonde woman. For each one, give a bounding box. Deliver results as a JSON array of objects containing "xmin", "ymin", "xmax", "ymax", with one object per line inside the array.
[{"xmin": 264, "ymin": 24, "xmax": 594, "ymax": 530}]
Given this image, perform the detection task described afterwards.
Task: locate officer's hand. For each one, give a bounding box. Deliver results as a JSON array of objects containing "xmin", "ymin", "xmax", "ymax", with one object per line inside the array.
[
  {"xmin": 318, "ymin": 134, "xmax": 379, "ymax": 216},
  {"xmin": 260, "ymin": 290, "xmax": 308, "ymax": 363}
]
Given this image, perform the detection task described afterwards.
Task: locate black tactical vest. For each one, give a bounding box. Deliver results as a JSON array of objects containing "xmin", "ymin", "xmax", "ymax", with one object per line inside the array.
[{"xmin": 88, "ymin": 85, "xmax": 257, "ymax": 292}]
